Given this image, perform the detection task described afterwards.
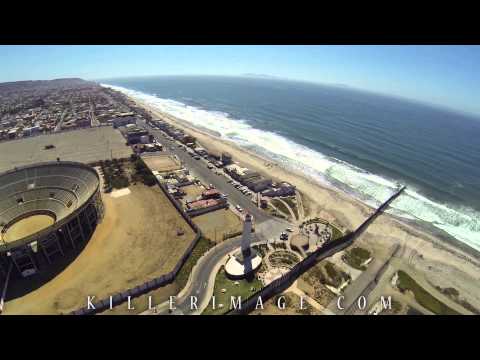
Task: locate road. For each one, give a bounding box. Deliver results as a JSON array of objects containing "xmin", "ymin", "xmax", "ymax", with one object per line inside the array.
[
  {"xmin": 328, "ymin": 244, "xmax": 399, "ymax": 315},
  {"xmin": 147, "ymin": 234, "xmax": 274, "ymax": 315},
  {"xmin": 54, "ymin": 108, "xmax": 69, "ymax": 132},
  {"xmin": 89, "ymin": 95, "xmax": 100, "ymax": 127},
  {"xmin": 137, "ymin": 120, "xmax": 406, "ymax": 316},
  {"xmin": 138, "ymin": 119, "xmax": 276, "ymax": 225},
  {"xmin": 135, "ymin": 119, "xmax": 292, "ymax": 315}
]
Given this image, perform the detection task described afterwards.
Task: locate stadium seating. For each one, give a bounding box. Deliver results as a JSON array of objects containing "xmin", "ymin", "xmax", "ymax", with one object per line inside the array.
[{"xmin": 0, "ymin": 163, "xmax": 99, "ymax": 236}]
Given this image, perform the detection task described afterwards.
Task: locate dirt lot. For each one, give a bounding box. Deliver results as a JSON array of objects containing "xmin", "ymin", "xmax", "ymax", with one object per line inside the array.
[
  {"xmin": 0, "ymin": 127, "xmax": 132, "ymax": 173},
  {"xmin": 3, "ymin": 214, "xmax": 54, "ymax": 243},
  {"xmin": 193, "ymin": 208, "xmax": 243, "ymax": 243},
  {"xmin": 182, "ymin": 184, "xmax": 205, "ymax": 203},
  {"xmin": 3, "ymin": 183, "xmax": 196, "ymax": 315},
  {"xmin": 142, "ymin": 154, "xmax": 182, "ymax": 173}
]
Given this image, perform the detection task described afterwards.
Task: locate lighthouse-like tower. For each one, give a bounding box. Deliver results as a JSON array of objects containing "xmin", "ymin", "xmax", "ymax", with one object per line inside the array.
[
  {"xmin": 225, "ymin": 213, "xmax": 262, "ymax": 279},
  {"xmin": 241, "ymin": 213, "xmax": 253, "ymax": 258}
]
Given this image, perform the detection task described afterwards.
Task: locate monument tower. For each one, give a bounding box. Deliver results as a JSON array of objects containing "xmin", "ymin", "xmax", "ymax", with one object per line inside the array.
[{"xmin": 225, "ymin": 213, "xmax": 262, "ymax": 279}]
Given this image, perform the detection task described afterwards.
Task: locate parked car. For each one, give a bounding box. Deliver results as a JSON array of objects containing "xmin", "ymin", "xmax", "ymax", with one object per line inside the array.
[{"xmin": 236, "ymin": 205, "xmax": 243, "ymax": 212}]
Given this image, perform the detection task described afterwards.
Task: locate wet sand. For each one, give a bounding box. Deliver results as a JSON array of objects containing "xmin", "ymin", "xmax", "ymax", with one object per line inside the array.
[{"xmin": 132, "ymin": 95, "xmax": 480, "ymax": 311}]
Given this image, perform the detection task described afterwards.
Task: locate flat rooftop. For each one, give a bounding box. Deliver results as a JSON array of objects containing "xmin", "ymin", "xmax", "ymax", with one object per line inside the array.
[{"xmin": 0, "ymin": 127, "xmax": 133, "ymax": 173}]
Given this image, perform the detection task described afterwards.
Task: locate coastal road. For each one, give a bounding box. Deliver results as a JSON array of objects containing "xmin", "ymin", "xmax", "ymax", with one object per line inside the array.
[
  {"xmin": 139, "ymin": 119, "xmax": 276, "ymax": 225},
  {"xmin": 135, "ymin": 118, "xmax": 294, "ymax": 314}
]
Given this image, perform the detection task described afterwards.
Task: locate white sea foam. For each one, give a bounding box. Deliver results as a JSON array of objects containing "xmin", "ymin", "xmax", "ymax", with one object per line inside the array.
[{"xmin": 103, "ymin": 83, "xmax": 480, "ymax": 253}]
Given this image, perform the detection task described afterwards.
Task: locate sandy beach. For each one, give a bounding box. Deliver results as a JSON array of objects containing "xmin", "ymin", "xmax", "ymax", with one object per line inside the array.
[{"xmin": 131, "ymin": 96, "xmax": 480, "ymax": 311}]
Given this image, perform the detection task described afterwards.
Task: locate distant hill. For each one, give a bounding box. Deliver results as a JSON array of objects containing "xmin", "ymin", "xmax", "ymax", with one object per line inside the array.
[{"xmin": 0, "ymin": 78, "xmax": 97, "ymax": 92}]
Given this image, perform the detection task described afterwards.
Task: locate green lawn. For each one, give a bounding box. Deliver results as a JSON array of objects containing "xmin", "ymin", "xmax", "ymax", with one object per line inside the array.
[
  {"xmin": 265, "ymin": 203, "xmax": 287, "ymax": 219},
  {"xmin": 436, "ymin": 286, "xmax": 480, "ymax": 314},
  {"xmin": 100, "ymin": 159, "xmax": 131, "ymax": 190},
  {"xmin": 268, "ymin": 251, "xmax": 300, "ymax": 267},
  {"xmin": 391, "ymin": 298, "xmax": 403, "ymax": 314},
  {"xmin": 321, "ymin": 261, "xmax": 351, "ymax": 288},
  {"xmin": 396, "ymin": 271, "xmax": 460, "ymax": 315},
  {"xmin": 331, "ymin": 225, "xmax": 344, "ymax": 240},
  {"xmin": 175, "ymin": 236, "xmax": 215, "ymax": 290},
  {"xmin": 202, "ymin": 267, "xmax": 263, "ymax": 315},
  {"xmin": 282, "ymin": 197, "xmax": 299, "ymax": 220},
  {"xmin": 343, "ymin": 247, "xmax": 371, "ymax": 270},
  {"xmin": 271, "ymin": 199, "xmax": 291, "ymax": 218}
]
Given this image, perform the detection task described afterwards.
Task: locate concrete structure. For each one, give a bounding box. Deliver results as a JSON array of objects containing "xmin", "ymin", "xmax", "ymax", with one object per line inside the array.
[
  {"xmin": 201, "ymin": 188, "xmax": 221, "ymax": 200},
  {"xmin": 224, "ymin": 164, "xmax": 249, "ymax": 180},
  {"xmin": 0, "ymin": 162, "xmax": 103, "ymax": 277},
  {"xmin": 221, "ymin": 152, "xmax": 232, "ymax": 166},
  {"xmin": 112, "ymin": 115, "xmax": 136, "ymax": 129},
  {"xmin": 180, "ymin": 135, "xmax": 196, "ymax": 145},
  {"xmin": 244, "ymin": 177, "xmax": 272, "ymax": 193},
  {"xmin": 262, "ymin": 182, "xmax": 296, "ymax": 197},
  {"xmin": 225, "ymin": 214, "xmax": 262, "ymax": 279},
  {"xmin": 125, "ymin": 128, "xmax": 150, "ymax": 145}
]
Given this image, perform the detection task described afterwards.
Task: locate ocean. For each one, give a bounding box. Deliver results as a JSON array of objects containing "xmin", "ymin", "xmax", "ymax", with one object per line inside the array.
[{"xmin": 100, "ymin": 76, "xmax": 480, "ymax": 252}]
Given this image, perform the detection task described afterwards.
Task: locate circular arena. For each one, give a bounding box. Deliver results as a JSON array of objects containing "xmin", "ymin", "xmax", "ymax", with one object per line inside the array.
[{"xmin": 0, "ymin": 161, "xmax": 103, "ymax": 278}]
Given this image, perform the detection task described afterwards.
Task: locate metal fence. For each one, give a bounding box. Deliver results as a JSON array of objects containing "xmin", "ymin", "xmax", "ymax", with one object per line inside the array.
[{"xmin": 227, "ymin": 187, "xmax": 405, "ymax": 315}]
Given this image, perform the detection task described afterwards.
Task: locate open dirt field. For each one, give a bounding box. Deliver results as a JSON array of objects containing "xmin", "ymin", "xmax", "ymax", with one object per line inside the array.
[
  {"xmin": 3, "ymin": 183, "xmax": 196, "ymax": 315},
  {"xmin": 0, "ymin": 127, "xmax": 133, "ymax": 173},
  {"xmin": 3, "ymin": 214, "xmax": 55, "ymax": 243},
  {"xmin": 193, "ymin": 208, "xmax": 243, "ymax": 243},
  {"xmin": 182, "ymin": 184, "xmax": 205, "ymax": 203},
  {"xmin": 142, "ymin": 154, "xmax": 181, "ymax": 173}
]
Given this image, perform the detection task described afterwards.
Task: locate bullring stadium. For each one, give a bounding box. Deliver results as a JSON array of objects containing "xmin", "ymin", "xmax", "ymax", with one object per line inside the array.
[{"xmin": 0, "ymin": 161, "xmax": 103, "ymax": 278}]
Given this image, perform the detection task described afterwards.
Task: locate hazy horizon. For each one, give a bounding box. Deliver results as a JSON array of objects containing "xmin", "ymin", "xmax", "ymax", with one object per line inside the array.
[
  {"xmin": 1, "ymin": 45, "xmax": 480, "ymax": 116},
  {"xmin": 96, "ymin": 74, "xmax": 480, "ymax": 120}
]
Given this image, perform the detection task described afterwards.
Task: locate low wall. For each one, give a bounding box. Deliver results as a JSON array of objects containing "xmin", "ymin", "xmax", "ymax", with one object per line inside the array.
[{"xmin": 187, "ymin": 203, "xmax": 228, "ymax": 218}]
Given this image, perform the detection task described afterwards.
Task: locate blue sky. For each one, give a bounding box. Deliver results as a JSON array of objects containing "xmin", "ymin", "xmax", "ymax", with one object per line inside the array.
[{"xmin": 1, "ymin": 45, "xmax": 479, "ymax": 116}]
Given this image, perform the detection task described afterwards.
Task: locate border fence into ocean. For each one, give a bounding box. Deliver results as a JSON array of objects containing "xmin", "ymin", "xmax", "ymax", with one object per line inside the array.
[{"xmin": 226, "ymin": 186, "xmax": 406, "ymax": 315}]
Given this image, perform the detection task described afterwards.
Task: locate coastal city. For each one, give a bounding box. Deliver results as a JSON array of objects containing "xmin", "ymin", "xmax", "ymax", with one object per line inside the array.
[{"xmin": 0, "ymin": 77, "xmax": 479, "ymax": 316}]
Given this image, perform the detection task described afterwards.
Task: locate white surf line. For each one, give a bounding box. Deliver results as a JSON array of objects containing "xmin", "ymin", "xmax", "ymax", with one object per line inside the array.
[{"xmin": 102, "ymin": 83, "xmax": 480, "ymax": 252}]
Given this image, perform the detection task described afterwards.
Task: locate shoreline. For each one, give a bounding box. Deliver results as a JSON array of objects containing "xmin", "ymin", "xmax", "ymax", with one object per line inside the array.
[
  {"xmin": 137, "ymin": 97, "xmax": 476, "ymax": 251},
  {"xmin": 119, "ymin": 93, "xmax": 480, "ymax": 302}
]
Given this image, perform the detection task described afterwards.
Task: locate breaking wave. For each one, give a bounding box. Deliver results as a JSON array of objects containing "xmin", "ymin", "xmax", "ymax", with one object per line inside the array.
[{"xmin": 103, "ymin": 83, "xmax": 480, "ymax": 253}]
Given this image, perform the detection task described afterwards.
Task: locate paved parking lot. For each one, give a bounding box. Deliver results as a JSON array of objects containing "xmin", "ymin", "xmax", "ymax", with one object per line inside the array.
[
  {"xmin": 0, "ymin": 127, "xmax": 133, "ymax": 173},
  {"xmin": 138, "ymin": 119, "xmax": 274, "ymax": 224}
]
